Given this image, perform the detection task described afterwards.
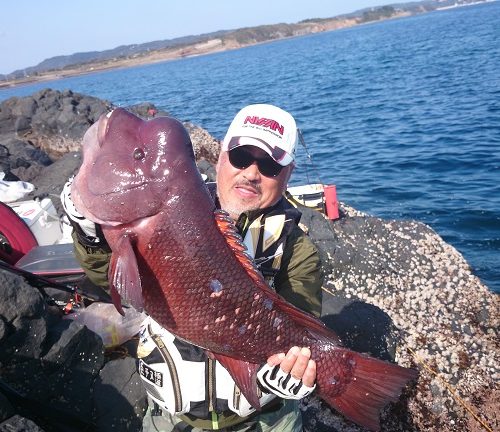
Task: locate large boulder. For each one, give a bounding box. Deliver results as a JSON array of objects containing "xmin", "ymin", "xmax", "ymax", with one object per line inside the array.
[
  {"xmin": 0, "ymin": 89, "xmax": 111, "ymax": 158},
  {"xmin": 299, "ymin": 204, "xmax": 499, "ymax": 432},
  {"xmin": 0, "ymin": 271, "xmax": 105, "ymax": 429}
]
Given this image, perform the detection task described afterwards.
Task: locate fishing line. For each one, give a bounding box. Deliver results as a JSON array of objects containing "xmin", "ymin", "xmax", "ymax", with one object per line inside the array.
[
  {"xmin": 321, "ymin": 283, "xmax": 494, "ymax": 432},
  {"xmin": 407, "ymin": 346, "xmax": 493, "ymax": 432},
  {"xmin": 297, "ymin": 128, "xmax": 325, "ymax": 189}
]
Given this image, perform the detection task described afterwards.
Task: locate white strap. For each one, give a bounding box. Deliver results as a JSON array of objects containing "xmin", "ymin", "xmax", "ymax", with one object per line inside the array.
[{"xmin": 60, "ymin": 177, "xmax": 98, "ymax": 238}]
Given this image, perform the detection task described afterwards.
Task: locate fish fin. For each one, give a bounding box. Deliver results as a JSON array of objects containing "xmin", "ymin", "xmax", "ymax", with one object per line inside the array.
[
  {"xmin": 322, "ymin": 351, "xmax": 418, "ymax": 431},
  {"xmin": 109, "ymin": 282, "xmax": 125, "ymax": 316},
  {"xmin": 214, "ymin": 210, "xmax": 339, "ymax": 342},
  {"xmin": 108, "ymin": 234, "xmax": 143, "ymax": 313},
  {"xmin": 212, "ymin": 352, "xmax": 261, "ymax": 410}
]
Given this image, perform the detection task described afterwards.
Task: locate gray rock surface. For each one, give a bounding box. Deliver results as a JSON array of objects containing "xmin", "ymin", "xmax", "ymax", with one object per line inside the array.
[
  {"xmin": 0, "ymin": 414, "xmax": 45, "ymax": 432},
  {"xmin": 300, "ymin": 204, "xmax": 499, "ymax": 432}
]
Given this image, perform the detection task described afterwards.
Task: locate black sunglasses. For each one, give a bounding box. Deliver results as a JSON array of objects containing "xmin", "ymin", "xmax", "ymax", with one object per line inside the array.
[{"xmin": 228, "ymin": 146, "xmax": 284, "ymax": 178}]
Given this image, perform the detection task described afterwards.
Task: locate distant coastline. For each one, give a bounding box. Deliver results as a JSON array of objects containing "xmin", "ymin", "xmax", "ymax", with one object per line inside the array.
[
  {"xmin": 0, "ymin": 37, "xmax": 280, "ymax": 89},
  {"xmin": 1, "ymin": 0, "xmax": 494, "ymax": 89},
  {"xmin": 1, "ymin": 17, "xmax": 363, "ymax": 89}
]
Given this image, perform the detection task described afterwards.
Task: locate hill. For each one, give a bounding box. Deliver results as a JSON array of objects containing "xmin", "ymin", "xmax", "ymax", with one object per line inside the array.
[{"xmin": 0, "ymin": 0, "xmax": 488, "ymax": 86}]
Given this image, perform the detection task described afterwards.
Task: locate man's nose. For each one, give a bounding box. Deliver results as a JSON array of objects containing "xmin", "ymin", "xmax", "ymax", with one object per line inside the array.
[{"xmin": 242, "ymin": 161, "xmax": 260, "ymax": 180}]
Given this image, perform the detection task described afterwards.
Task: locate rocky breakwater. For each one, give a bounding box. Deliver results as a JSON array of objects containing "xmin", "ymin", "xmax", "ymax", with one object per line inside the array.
[
  {"xmin": 0, "ymin": 89, "xmax": 219, "ymax": 212},
  {"xmin": 0, "ymin": 89, "xmax": 498, "ymax": 431}
]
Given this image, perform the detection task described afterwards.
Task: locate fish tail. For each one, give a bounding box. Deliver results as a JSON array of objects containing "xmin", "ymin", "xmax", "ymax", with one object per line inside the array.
[{"xmin": 321, "ymin": 351, "xmax": 418, "ymax": 431}]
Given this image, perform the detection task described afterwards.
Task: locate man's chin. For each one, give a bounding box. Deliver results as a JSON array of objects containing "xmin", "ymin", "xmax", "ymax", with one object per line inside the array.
[{"xmin": 223, "ymin": 201, "xmax": 260, "ymax": 221}]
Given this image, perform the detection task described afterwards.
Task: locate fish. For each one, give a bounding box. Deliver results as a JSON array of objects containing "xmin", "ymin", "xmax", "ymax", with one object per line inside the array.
[{"xmin": 71, "ymin": 108, "xmax": 418, "ymax": 431}]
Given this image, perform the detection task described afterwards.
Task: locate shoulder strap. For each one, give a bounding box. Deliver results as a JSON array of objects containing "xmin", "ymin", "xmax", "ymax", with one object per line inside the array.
[{"xmin": 242, "ymin": 197, "xmax": 302, "ymax": 281}]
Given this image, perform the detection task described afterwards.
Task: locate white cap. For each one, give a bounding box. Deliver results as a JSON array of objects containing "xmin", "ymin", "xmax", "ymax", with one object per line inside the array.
[{"xmin": 222, "ymin": 104, "xmax": 298, "ymax": 166}]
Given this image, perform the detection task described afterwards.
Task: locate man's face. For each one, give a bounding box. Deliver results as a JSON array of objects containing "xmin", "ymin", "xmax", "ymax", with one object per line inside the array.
[{"xmin": 216, "ymin": 146, "xmax": 293, "ymax": 220}]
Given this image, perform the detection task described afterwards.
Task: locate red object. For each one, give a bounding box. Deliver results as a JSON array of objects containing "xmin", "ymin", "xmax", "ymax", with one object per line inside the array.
[
  {"xmin": 73, "ymin": 108, "xmax": 417, "ymax": 431},
  {"xmin": 0, "ymin": 202, "xmax": 38, "ymax": 264},
  {"xmin": 324, "ymin": 184, "xmax": 339, "ymax": 220}
]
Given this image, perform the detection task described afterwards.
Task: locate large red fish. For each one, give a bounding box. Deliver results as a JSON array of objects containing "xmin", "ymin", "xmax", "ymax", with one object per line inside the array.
[{"xmin": 72, "ymin": 108, "xmax": 417, "ymax": 431}]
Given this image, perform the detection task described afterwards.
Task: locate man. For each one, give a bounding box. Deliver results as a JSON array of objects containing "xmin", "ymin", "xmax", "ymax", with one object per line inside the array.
[{"xmin": 62, "ymin": 104, "xmax": 323, "ymax": 431}]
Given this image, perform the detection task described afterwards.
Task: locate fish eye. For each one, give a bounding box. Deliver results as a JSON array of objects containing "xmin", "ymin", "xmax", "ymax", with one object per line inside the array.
[{"xmin": 133, "ymin": 148, "xmax": 145, "ymax": 160}]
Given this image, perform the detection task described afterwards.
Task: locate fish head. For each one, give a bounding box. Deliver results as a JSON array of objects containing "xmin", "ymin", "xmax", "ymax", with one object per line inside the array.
[{"xmin": 72, "ymin": 108, "xmax": 196, "ymax": 225}]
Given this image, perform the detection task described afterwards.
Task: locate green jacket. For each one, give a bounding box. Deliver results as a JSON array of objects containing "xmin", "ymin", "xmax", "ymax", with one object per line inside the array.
[{"xmin": 72, "ymin": 195, "xmax": 323, "ymax": 317}]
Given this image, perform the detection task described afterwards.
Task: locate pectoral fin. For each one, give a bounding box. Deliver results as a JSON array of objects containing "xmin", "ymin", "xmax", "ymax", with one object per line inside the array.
[
  {"xmin": 212, "ymin": 352, "xmax": 261, "ymax": 409},
  {"xmin": 109, "ymin": 234, "xmax": 143, "ymax": 315}
]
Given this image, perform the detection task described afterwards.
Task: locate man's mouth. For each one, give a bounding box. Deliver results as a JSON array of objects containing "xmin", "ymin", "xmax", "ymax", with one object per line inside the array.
[{"xmin": 234, "ymin": 183, "xmax": 260, "ymax": 198}]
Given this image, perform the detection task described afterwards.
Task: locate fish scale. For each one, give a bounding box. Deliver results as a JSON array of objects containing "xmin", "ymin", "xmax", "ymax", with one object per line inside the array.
[
  {"xmin": 72, "ymin": 108, "xmax": 418, "ymax": 431},
  {"xmin": 143, "ymin": 224, "xmax": 300, "ymax": 360}
]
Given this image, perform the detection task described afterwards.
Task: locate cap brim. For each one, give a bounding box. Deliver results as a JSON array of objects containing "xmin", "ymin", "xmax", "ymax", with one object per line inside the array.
[{"xmin": 223, "ymin": 136, "xmax": 294, "ymax": 166}]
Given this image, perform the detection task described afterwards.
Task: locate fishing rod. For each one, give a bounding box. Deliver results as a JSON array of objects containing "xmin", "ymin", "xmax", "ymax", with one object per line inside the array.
[
  {"xmin": 0, "ymin": 259, "xmax": 111, "ymax": 305},
  {"xmin": 295, "ymin": 128, "xmax": 341, "ymax": 230},
  {"xmin": 297, "ymin": 128, "xmax": 326, "ymax": 188}
]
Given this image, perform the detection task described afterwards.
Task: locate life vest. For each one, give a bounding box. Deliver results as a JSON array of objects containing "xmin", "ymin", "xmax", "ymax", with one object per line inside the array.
[{"xmin": 136, "ymin": 185, "xmax": 302, "ymax": 419}]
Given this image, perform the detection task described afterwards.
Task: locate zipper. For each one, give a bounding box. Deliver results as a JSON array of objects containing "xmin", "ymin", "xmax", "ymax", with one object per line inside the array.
[
  {"xmin": 149, "ymin": 324, "xmax": 183, "ymax": 413},
  {"xmin": 233, "ymin": 385, "xmax": 241, "ymax": 411},
  {"xmin": 207, "ymin": 358, "xmax": 219, "ymax": 429},
  {"xmin": 233, "ymin": 384, "xmax": 262, "ymax": 412}
]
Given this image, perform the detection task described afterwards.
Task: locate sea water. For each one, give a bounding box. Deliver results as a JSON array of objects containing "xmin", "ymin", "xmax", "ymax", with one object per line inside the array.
[{"xmin": 1, "ymin": 2, "xmax": 499, "ymax": 292}]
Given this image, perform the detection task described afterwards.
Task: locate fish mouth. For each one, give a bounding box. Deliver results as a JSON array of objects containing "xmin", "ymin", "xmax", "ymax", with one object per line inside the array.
[
  {"xmin": 97, "ymin": 109, "xmax": 115, "ymax": 146},
  {"xmin": 97, "ymin": 181, "xmax": 148, "ymax": 197}
]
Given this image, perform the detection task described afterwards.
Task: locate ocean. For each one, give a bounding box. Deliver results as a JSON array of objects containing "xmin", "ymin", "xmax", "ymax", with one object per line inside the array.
[{"xmin": 1, "ymin": 2, "xmax": 499, "ymax": 293}]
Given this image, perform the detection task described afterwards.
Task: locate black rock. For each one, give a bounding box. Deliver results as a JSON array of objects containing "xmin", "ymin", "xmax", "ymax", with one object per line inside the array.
[
  {"xmin": 0, "ymin": 414, "xmax": 46, "ymax": 432},
  {"xmin": 2, "ymin": 137, "xmax": 52, "ymax": 164},
  {"xmin": 0, "ymin": 271, "xmax": 106, "ymax": 431},
  {"xmin": 0, "ymin": 89, "xmax": 112, "ymax": 162},
  {"xmin": 28, "ymin": 89, "xmax": 111, "ymax": 142},
  {"xmin": 26, "ymin": 151, "xmax": 83, "ymax": 214},
  {"xmin": 0, "ymin": 272, "xmax": 48, "ymax": 364},
  {"xmin": 297, "ymin": 205, "xmax": 337, "ymax": 277},
  {"xmin": 321, "ymin": 295, "xmax": 398, "ymax": 361},
  {"xmin": 93, "ymin": 357, "xmax": 147, "ymax": 432},
  {"xmin": 0, "ymin": 392, "xmax": 15, "ymax": 424}
]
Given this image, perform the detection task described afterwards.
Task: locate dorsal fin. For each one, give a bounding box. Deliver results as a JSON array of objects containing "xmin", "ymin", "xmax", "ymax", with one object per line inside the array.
[
  {"xmin": 213, "ymin": 210, "xmax": 336, "ymax": 340},
  {"xmin": 214, "ymin": 210, "xmax": 272, "ymax": 289}
]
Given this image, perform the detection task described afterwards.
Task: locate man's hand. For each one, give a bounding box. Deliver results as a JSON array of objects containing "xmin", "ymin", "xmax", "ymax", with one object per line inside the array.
[{"xmin": 256, "ymin": 346, "xmax": 316, "ymax": 399}]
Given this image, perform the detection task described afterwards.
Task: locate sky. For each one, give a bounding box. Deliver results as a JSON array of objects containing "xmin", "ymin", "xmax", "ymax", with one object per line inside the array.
[{"xmin": 0, "ymin": 0, "xmax": 389, "ymax": 75}]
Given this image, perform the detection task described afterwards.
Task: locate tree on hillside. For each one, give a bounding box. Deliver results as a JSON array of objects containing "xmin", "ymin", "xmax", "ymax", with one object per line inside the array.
[{"xmin": 360, "ymin": 6, "xmax": 396, "ymax": 23}]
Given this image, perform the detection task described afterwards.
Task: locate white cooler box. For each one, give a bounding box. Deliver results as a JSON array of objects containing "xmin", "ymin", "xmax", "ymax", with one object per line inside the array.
[
  {"xmin": 8, "ymin": 198, "xmax": 63, "ymax": 245},
  {"xmin": 287, "ymin": 184, "xmax": 325, "ymax": 210}
]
